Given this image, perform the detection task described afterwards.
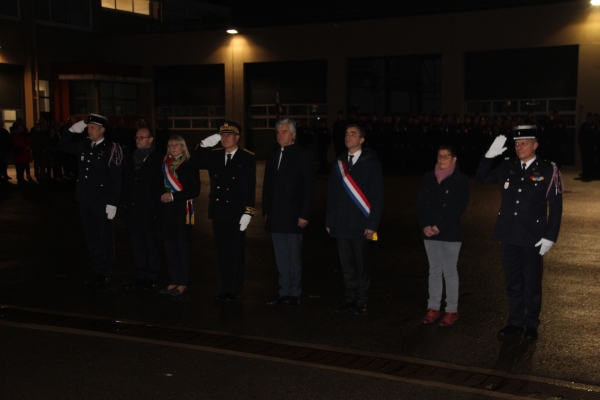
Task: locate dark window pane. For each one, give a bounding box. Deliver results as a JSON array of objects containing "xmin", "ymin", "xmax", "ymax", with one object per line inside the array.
[
  {"xmin": 173, "ymin": 119, "xmax": 190, "ymax": 129},
  {"xmin": 0, "ymin": 0, "xmax": 19, "ymax": 17},
  {"xmin": 465, "ymin": 102, "xmax": 491, "ymax": 114},
  {"xmin": 492, "ymin": 101, "xmax": 518, "ymax": 113},
  {"xmin": 191, "ymin": 119, "xmax": 209, "ymax": 128},
  {"xmin": 549, "ymin": 99, "xmax": 576, "ymax": 112},
  {"xmin": 520, "ymin": 100, "xmax": 547, "ymax": 113}
]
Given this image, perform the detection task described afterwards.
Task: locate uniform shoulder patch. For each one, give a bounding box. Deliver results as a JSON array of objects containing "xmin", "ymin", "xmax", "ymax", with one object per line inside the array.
[
  {"xmin": 243, "ymin": 148, "xmax": 255, "ymax": 155},
  {"xmin": 212, "ymin": 147, "xmax": 224, "ymax": 151}
]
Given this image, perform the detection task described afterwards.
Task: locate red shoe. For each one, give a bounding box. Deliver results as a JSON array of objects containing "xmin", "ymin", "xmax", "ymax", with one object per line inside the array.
[
  {"xmin": 421, "ymin": 308, "xmax": 441, "ymax": 324},
  {"xmin": 439, "ymin": 312, "xmax": 458, "ymax": 327}
]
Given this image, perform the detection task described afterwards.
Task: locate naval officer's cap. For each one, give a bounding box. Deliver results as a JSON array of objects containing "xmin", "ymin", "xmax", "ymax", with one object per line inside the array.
[{"xmin": 512, "ymin": 125, "xmax": 537, "ymax": 140}]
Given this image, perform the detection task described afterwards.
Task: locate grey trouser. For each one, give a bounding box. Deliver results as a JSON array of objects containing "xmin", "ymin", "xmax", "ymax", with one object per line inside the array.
[
  {"xmin": 424, "ymin": 240, "xmax": 462, "ymax": 313},
  {"xmin": 272, "ymin": 233, "xmax": 303, "ymax": 297}
]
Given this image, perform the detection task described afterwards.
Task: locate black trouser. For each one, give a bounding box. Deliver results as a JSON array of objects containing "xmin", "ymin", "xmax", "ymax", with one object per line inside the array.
[
  {"xmin": 501, "ymin": 243, "xmax": 543, "ymax": 328},
  {"xmin": 15, "ymin": 162, "xmax": 28, "ymax": 183},
  {"xmin": 79, "ymin": 202, "xmax": 115, "ymax": 277},
  {"xmin": 212, "ymin": 220, "xmax": 246, "ymax": 294},
  {"xmin": 337, "ymin": 238, "xmax": 370, "ymax": 305},
  {"xmin": 130, "ymin": 232, "xmax": 160, "ymax": 281},
  {"xmin": 580, "ymin": 141, "xmax": 596, "ymax": 176},
  {"xmin": 164, "ymin": 240, "xmax": 190, "ymax": 286}
]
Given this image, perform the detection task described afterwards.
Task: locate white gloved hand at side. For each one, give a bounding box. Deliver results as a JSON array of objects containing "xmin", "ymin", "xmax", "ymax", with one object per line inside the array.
[
  {"xmin": 201, "ymin": 133, "xmax": 222, "ymax": 148},
  {"xmin": 535, "ymin": 238, "xmax": 554, "ymax": 256},
  {"xmin": 485, "ymin": 135, "xmax": 508, "ymax": 158},
  {"xmin": 239, "ymin": 214, "xmax": 252, "ymax": 231},
  {"xmin": 69, "ymin": 120, "xmax": 88, "ymax": 133},
  {"xmin": 106, "ymin": 205, "xmax": 117, "ymax": 220}
]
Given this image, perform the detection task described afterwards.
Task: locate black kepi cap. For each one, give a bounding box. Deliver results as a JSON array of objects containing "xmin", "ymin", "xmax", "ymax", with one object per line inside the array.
[
  {"xmin": 87, "ymin": 113, "xmax": 108, "ymax": 128},
  {"xmin": 513, "ymin": 125, "xmax": 537, "ymax": 140}
]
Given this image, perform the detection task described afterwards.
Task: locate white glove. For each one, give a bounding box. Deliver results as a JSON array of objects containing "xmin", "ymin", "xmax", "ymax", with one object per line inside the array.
[
  {"xmin": 69, "ymin": 120, "xmax": 87, "ymax": 133},
  {"xmin": 106, "ymin": 205, "xmax": 117, "ymax": 220},
  {"xmin": 201, "ymin": 133, "xmax": 222, "ymax": 148},
  {"xmin": 485, "ymin": 135, "xmax": 508, "ymax": 158},
  {"xmin": 239, "ymin": 214, "xmax": 252, "ymax": 231},
  {"xmin": 535, "ymin": 238, "xmax": 554, "ymax": 256}
]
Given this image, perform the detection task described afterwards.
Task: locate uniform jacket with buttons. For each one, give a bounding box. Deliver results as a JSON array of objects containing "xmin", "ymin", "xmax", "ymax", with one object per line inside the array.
[
  {"xmin": 120, "ymin": 149, "xmax": 163, "ymax": 233},
  {"xmin": 262, "ymin": 142, "xmax": 316, "ymax": 234},
  {"xmin": 417, "ymin": 164, "xmax": 469, "ymax": 242},
  {"xmin": 190, "ymin": 146, "xmax": 256, "ymax": 223},
  {"xmin": 326, "ymin": 147, "xmax": 384, "ymax": 241},
  {"xmin": 58, "ymin": 129, "xmax": 122, "ymax": 206},
  {"xmin": 476, "ymin": 156, "xmax": 562, "ymax": 246}
]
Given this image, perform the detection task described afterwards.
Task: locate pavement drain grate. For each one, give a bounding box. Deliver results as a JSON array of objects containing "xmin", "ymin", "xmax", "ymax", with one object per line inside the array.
[{"xmin": 2, "ymin": 306, "xmax": 600, "ymax": 400}]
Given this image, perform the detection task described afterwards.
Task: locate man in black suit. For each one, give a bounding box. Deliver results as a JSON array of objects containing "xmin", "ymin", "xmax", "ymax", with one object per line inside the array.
[
  {"xmin": 58, "ymin": 114, "xmax": 123, "ymax": 285},
  {"xmin": 326, "ymin": 124, "xmax": 384, "ymax": 315},
  {"xmin": 121, "ymin": 127, "xmax": 163, "ymax": 290},
  {"xmin": 262, "ymin": 119, "xmax": 316, "ymax": 307},
  {"xmin": 476, "ymin": 126, "xmax": 563, "ymax": 341},
  {"xmin": 191, "ymin": 122, "xmax": 256, "ymax": 301}
]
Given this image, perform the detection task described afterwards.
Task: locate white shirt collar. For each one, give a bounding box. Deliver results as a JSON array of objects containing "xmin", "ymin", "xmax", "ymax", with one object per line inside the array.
[
  {"xmin": 226, "ymin": 147, "xmax": 238, "ymax": 160},
  {"xmin": 521, "ymin": 156, "xmax": 536, "ymax": 170},
  {"xmin": 348, "ymin": 148, "xmax": 362, "ymax": 163},
  {"xmin": 92, "ymin": 138, "xmax": 105, "ymax": 146}
]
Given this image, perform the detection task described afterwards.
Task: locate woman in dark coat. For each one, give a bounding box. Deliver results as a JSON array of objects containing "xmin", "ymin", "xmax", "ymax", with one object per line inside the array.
[
  {"xmin": 156, "ymin": 135, "xmax": 200, "ymax": 297},
  {"xmin": 417, "ymin": 145, "xmax": 469, "ymax": 327}
]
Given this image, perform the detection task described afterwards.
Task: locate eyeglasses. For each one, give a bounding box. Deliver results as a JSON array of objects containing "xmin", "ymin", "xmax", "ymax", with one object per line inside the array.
[
  {"xmin": 437, "ymin": 154, "xmax": 452, "ymax": 160},
  {"xmin": 135, "ymin": 136, "xmax": 150, "ymax": 141}
]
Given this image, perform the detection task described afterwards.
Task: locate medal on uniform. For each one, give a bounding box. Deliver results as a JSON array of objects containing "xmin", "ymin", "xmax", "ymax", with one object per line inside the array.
[
  {"xmin": 504, "ymin": 182, "xmax": 509, "ymax": 189},
  {"xmin": 81, "ymin": 155, "xmax": 84, "ymax": 161}
]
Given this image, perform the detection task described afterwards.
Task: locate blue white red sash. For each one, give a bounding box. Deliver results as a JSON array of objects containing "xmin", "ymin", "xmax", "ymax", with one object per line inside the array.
[
  {"xmin": 162, "ymin": 162, "xmax": 195, "ymax": 225},
  {"xmin": 336, "ymin": 159, "xmax": 371, "ymax": 218}
]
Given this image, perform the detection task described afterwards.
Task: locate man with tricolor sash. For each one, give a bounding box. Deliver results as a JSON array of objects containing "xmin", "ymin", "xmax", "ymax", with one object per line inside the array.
[{"xmin": 326, "ymin": 124, "xmax": 384, "ymax": 315}]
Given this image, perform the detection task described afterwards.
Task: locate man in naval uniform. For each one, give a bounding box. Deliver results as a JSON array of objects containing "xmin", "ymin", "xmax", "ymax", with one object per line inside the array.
[
  {"xmin": 190, "ymin": 121, "xmax": 256, "ymax": 301},
  {"xmin": 476, "ymin": 125, "xmax": 563, "ymax": 341},
  {"xmin": 58, "ymin": 114, "xmax": 123, "ymax": 285}
]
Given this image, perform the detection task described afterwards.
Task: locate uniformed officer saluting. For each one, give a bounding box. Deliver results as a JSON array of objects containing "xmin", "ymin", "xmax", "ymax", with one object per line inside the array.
[
  {"xmin": 190, "ymin": 121, "xmax": 256, "ymax": 301},
  {"xmin": 58, "ymin": 114, "xmax": 123, "ymax": 286},
  {"xmin": 476, "ymin": 125, "xmax": 563, "ymax": 341}
]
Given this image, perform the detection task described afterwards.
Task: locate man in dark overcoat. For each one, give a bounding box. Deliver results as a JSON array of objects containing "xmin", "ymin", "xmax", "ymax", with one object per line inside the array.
[
  {"xmin": 121, "ymin": 127, "xmax": 163, "ymax": 290},
  {"xmin": 262, "ymin": 118, "xmax": 316, "ymax": 307},
  {"xmin": 476, "ymin": 125, "xmax": 563, "ymax": 341},
  {"xmin": 326, "ymin": 124, "xmax": 384, "ymax": 315},
  {"xmin": 190, "ymin": 121, "xmax": 256, "ymax": 301},
  {"xmin": 58, "ymin": 114, "xmax": 123, "ymax": 285}
]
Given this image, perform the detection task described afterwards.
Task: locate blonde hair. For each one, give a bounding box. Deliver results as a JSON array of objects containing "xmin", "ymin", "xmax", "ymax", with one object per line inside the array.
[{"xmin": 165, "ymin": 135, "xmax": 191, "ymax": 162}]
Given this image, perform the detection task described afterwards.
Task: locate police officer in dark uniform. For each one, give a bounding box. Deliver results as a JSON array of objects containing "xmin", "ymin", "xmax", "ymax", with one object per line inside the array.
[
  {"xmin": 58, "ymin": 114, "xmax": 123, "ymax": 285},
  {"xmin": 476, "ymin": 125, "xmax": 563, "ymax": 341},
  {"xmin": 190, "ymin": 121, "xmax": 256, "ymax": 301}
]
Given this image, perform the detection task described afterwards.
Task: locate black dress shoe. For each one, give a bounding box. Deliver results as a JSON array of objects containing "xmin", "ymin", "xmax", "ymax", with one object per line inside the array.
[
  {"xmin": 266, "ymin": 295, "xmax": 290, "ymax": 305},
  {"xmin": 142, "ymin": 280, "xmax": 156, "ymax": 290},
  {"xmin": 215, "ymin": 292, "xmax": 229, "ymax": 301},
  {"xmin": 84, "ymin": 275, "xmax": 110, "ymax": 286},
  {"xmin": 335, "ymin": 302, "xmax": 355, "ymax": 313},
  {"xmin": 524, "ymin": 327, "xmax": 538, "ymax": 341},
  {"xmin": 497, "ymin": 325, "xmax": 524, "ymax": 337},
  {"xmin": 227, "ymin": 293, "xmax": 239, "ymax": 301},
  {"xmin": 288, "ymin": 296, "xmax": 300, "ymax": 307},
  {"xmin": 354, "ymin": 303, "xmax": 367, "ymax": 315},
  {"xmin": 125, "ymin": 279, "xmax": 146, "ymax": 290},
  {"xmin": 171, "ymin": 287, "xmax": 187, "ymax": 297}
]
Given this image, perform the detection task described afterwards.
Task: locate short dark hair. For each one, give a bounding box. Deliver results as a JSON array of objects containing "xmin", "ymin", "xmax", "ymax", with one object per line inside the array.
[
  {"xmin": 346, "ymin": 123, "xmax": 365, "ymax": 138},
  {"xmin": 438, "ymin": 144, "xmax": 456, "ymax": 158}
]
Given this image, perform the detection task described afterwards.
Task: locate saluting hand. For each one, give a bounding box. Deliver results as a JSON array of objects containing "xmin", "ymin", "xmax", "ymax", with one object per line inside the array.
[{"xmin": 298, "ymin": 218, "xmax": 308, "ymax": 228}]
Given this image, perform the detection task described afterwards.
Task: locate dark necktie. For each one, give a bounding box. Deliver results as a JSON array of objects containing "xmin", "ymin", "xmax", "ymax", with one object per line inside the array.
[
  {"xmin": 226, "ymin": 153, "xmax": 232, "ymax": 165},
  {"xmin": 91, "ymin": 142, "xmax": 95, "ymax": 149},
  {"xmin": 348, "ymin": 154, "xmax": 354, "ymax": 168},
  {"xmin": 522, "ymin": 163, "xmax": 526, "ymax": 171}
]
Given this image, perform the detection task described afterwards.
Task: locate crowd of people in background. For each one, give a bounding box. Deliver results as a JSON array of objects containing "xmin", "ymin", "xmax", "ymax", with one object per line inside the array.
[{"xmin": 0, "ymin": 117, "xmax": 152, "ymax": 185}]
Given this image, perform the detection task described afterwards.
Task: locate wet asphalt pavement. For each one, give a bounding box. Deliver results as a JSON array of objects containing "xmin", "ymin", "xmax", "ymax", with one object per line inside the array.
[{"xmin": 1, "ymin": 162, "xmax": 599, "ymax": 399}]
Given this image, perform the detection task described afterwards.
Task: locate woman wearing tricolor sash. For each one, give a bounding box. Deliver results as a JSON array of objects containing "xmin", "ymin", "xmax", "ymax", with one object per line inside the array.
[{"xmin": 155, "ymin": 135, "xmax": 200, "ymax": 298}]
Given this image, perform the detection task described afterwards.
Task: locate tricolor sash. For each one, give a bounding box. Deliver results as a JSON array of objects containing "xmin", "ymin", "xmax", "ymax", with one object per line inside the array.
[
  {"xmin": 162, "ymin": 161, "xmax": 195, "ymax": 225},
  {"xmin": 336, "ymin": 159, "xmax": 371, "ymax": 218}
]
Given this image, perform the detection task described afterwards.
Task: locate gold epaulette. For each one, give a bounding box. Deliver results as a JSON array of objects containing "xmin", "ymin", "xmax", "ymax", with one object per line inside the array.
[
  {"xmin": 212, "ymin": 147, "xmax": 224, "ymax": 151},
  {"xmin": 243, "ymin": 148, "xmax": 255, "ymax": 155},
  {"xmin": 244, "ymin": 206, "xmax": 256, "ymax": 216}
]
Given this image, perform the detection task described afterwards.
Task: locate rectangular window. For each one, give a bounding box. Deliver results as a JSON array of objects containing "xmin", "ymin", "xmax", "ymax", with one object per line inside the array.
[
  {"xmin": 38, "ymin": 80, "xmax": 51, "ymax": 113},
  {"xmin": 103, "ymin": 0, "xmax": 152, "ymax": 16},
  {"xmin": 0, "ymin": 0, "xmax": 20, "ymax": 19},
  {"xmin": 99, "ymin": 82, "xmax": 138, "ymax": 116},
  {"xmin": 35, "ymin": 0, "xmax": 91, "ymax": 29}
]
